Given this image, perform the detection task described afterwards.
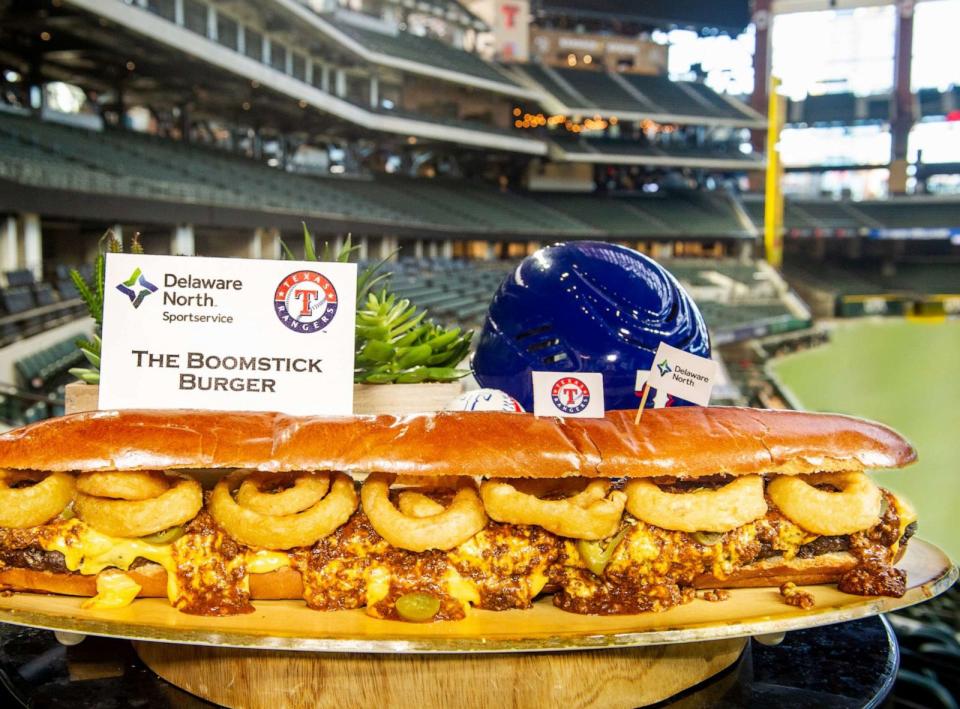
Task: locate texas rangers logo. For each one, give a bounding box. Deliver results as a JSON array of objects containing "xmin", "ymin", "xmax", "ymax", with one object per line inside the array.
[
  {"xmin": 551, "ymin": 376, "xmax": 591, "ymax": 414},
  {"xmin": 274, "ymin": 270, "xmax": 338, "ymax": 333}
]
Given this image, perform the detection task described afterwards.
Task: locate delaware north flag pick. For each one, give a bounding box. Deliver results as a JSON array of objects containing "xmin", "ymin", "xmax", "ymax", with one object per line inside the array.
[{"xmin": 645, "ymin": 341, "xmax": 717, "ymax": 407}]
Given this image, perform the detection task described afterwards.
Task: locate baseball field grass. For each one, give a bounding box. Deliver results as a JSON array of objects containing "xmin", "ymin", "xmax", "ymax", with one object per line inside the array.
[{"xmin": 769, "ymin": 318, "xmax": 960, "ymax": 562}]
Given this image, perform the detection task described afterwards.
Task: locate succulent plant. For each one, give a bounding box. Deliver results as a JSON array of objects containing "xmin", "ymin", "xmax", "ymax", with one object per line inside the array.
[
  {"xmin": 355, "ymin": 291, "xmax": 472, "ymax": 383},
  {"xmin": 293, "ymin": 225, "xmax": 472, "ymax": 384}
]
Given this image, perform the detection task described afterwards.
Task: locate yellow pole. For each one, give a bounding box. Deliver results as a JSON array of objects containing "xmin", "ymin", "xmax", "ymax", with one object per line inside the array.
[{"xmin": 764, "ymin": 76, "xmax": 785, "ymax": 269}]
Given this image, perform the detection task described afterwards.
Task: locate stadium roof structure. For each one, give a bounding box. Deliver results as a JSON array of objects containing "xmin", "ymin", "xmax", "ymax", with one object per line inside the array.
[
  {"xmin": 381, "ymin": 0, "xmax": 488, "ymax": 32},
  {"xmin": 10, "ymin": 0, "xmax": 546, "ymax": 155},
  {"xmin": 0, "ymin": 1, "xmax": 765, "ymax": 167},
  {"xmin": 271, "ymin": 1, "xmax": 530, "ymax": 98},
  {"xmin": 511, "ymin": 64, "xmax": 765, "ymax": 128},
  {"xmin": 532, "ymin": 0, "xmax": 752, "ymax": 35}
]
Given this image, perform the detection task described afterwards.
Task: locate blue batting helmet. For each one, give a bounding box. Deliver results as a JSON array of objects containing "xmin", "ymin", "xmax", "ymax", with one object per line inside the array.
[{"xmin": 471, "ymin": 242, "xmax": 710, "ymax": 411}]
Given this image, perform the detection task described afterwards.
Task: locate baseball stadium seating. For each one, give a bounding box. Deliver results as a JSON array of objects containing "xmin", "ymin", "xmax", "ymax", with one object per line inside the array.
[
  {"xmin": 0, "ymin": 111, "xmax": 752, "ymax": 240},
  {"xmin": 742, "ymin": 194, "xmax": 960, "ymax": 233},
  {"xmin": 0, "ymin": 267, "xmax": 85, "ymax": 346},
  {"xmin": 515, "ymin": 64, "xmax": 757, "ymax": 122},
  {"xmin": 14, "ymin": 336, "xmax": 84, "ymax": 393}
]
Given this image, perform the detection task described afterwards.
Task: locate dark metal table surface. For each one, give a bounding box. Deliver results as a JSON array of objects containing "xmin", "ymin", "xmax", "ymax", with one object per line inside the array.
[{"xmin": 0, "ymin": 616, "xmax": 898, "ymax": 708}]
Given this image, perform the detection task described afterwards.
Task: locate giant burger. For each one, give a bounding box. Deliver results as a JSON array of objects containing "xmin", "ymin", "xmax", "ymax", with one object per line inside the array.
[{"xmin": 0, "ymin": 407, "xmax": 916, "ymax": 621}]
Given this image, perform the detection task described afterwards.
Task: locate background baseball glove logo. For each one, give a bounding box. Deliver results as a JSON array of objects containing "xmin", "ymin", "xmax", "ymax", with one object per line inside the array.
[
  {"xmin": 551, "ymin": 376, "xmax": 591, "ymax": 414},
  {"xmin": 116, "ymin": 267, "xmax": 158, "ymax": 309},
  {"xmin": 274, "ymin": 270, "xmax": 338, "ymax": 333}
]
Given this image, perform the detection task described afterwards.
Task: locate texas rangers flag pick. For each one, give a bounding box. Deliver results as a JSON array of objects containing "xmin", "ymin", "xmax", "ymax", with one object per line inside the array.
[
  {"xmin": 635, "ymin": 342, "xmax": 717, "ymax": 423},
  {"xmin": 532, "ymin": 371, "xmax": 606, "ymax": 418}
]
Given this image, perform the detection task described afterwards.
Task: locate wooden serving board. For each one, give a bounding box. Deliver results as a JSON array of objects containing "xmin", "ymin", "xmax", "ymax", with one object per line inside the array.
[
  {"xmin": 134, "ymin": 637, "xmax": 747, "ymax": 709},
  {"xmin": 0, "ymin": 539, "xmax": 953, "ymax": 653}
]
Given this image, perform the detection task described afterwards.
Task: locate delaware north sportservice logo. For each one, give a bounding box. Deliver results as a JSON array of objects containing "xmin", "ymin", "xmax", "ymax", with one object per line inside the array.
[
  {"xmin": 274, "ymin": 270, "xmax": 338, "ymax": 333},
  {"xmin": 116, "ymin": 267, "xmax": 158, "ymax": 309},
  {"xmin": 656, "ymin": 358, "xmax": 672, "ymax": 376},
  {"xmin": 551, "ymin": 376, "xmax": 591, "ymax": 414}
]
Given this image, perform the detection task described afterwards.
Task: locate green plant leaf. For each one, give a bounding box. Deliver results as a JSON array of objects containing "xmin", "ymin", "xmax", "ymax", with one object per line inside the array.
[
  {"xmin": 360, "ymin": 371, "xmax": 398, "ymax": 384},
  {"xmin": 69, "ymin": 268, "xmax": 102, "ymax": 326},
  {"xmin": 339, "ymin": 234, "xmax": 352, "ymax": 261},
  {"xmin": 394, "ymin": 367, "xmax": 430, "ymax": 383},
  {"xmin": 80, "ymin": 348, "xmax": 101, "ymax": 368},
  {"xmin": 425, "ymin": 327, "xmax": 462, "ymax": 351},
  {"xmin": 69, "ymin": 368, "xmax": 101, "ymax": 384},
  {"xmin": 302, "ymin": 223, "xmax": 317, "ymax": 262},
  {"xmin": 93, "ymin": 252, "xmax": 105, "ymax": 320},
  {"xmin": 358, "ymin": 340, "xmax": 395, "ymax": 364},
  {"xmin": 392, "ymin": 318, "xmax": 429, "ymax": 347},
  {"xmin": 396, "ymin": 343, "xmax": 432, "ymax": 369},
  {"xmin": 357, "ymin": 272, "xmax": 392, "ymax": 303},
  {"xmin": 356, "ymin": 324, "xmax": 391, "ymax": 341}
]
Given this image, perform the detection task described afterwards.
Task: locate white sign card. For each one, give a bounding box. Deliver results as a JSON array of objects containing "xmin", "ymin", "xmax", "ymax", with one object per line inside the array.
[
  {"xmin": 646, "ymin": 341, "xmax": 717, "ymax": 407},
  {"xmin": 634, "ymin": 370, "xmax": 648, "ymax": 395},
  {"xmin": 531, "ymin": 371, "xmax": 606, "ymax": 418},
  {"xmin": 100, "ymin": 253, "xmax": 357, "ymax": 415}
]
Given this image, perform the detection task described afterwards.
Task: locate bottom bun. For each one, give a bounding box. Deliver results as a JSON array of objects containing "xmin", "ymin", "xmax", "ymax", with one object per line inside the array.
[
  {"xmin": 1, "ymin": 554, "xmax": 869, "ymax": 605},
  {"xmin": 0, "ymin": 565, "xmax": 169, "ymax": 598},
  {"xmin": 0, "ymin": 565, "xmax": 308, "ymax": 601},
  {"xmin": 693, "ymin": 552, "xmax": 858, "ymax": 589}
]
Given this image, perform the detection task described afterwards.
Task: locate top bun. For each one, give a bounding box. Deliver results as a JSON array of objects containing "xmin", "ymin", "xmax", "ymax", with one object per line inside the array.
[{"xmin": 0, "ymin": 407, "xmax": 915, "ymax": 479}]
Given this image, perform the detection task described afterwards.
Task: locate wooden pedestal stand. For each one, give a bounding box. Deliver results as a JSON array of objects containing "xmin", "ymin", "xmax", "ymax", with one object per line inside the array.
[
  {"xmin": 64, "ymin": 382, "xmax": 746, "ymax": 708},
  {"xmin": 133, "ymin": 638, "xmax": 746, "ymax": 709}
]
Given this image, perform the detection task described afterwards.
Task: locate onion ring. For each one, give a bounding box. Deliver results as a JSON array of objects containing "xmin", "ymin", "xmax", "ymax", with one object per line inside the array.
[
  {"xmin": 767, "ymin": 472, "xmax": 881, "ymax": 535},
  {"xmin": 0, "ymin": 470, "xmax": 75, "ymax": 528},
  {"xmin": 236, "ymin": 472, "xmax": 331, "ymax": 516},
  {"xmin": 624, "ymin": 476, "xmax": 767, "ymax": 533},
  {"xmin": 480, "ymin": 479, "xmax": 625, "ymax": 540},
  {"xmin": 509, "ymin": 478, "xmax": 603, "ymax": 499},
  {"xmin": 210, "ymin": 471, "xmax": 357, "ymax": 550},
  {"xmin": 397, "ymin": 491, "xmax": 446, "ymax": 518},
  {"xmin": 76, "ymin": 471, "xmax": 169, "ymax": 500},
  {"xmin": 508, "ymin": 477, "xmax": 608, "ymax": 503},
  {"xmin": 361, "ymin": 474, "xmax": 487, "ymax": 552},
  {"xmin": 75, "ymin": 475, "xmax": 202, "ymax": 538}
]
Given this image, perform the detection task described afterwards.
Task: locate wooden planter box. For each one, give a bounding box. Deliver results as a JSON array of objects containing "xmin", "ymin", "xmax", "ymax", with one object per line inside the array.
[{"xmin": 64, "ymin": 381, "xmax": 464, "ymax": 416}]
